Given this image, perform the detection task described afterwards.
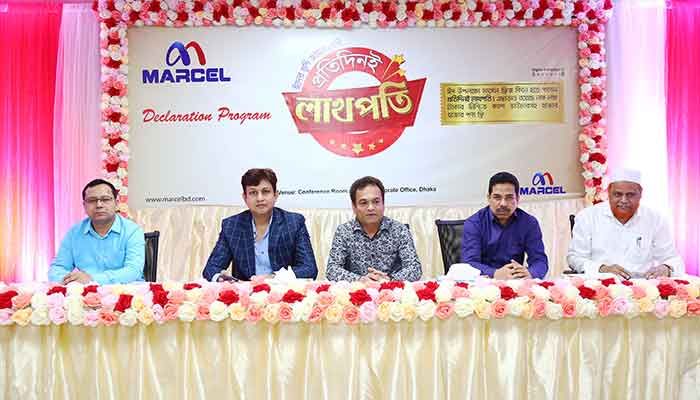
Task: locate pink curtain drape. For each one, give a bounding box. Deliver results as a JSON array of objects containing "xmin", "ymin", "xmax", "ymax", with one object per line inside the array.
[
  {"xmin": 666, "ymin": 0, "xmax": 700, "ymax": 276},
  {"xmin": 0, "ymin": 2, "xmax": 62, "ymax": 282}
]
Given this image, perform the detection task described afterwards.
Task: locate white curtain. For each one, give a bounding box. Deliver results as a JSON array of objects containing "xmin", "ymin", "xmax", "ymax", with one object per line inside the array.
[
  {"xmin": 52, "ymin": 3, "xmax": 103, "ymax": 246},
  {"xmin": 606, "ymin": 0, "xmax": 669, "ymax": 213}
]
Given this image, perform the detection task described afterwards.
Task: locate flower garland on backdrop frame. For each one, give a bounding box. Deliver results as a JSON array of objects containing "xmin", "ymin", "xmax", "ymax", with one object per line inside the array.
[{"xmin": 95, "ymin": 0, "xmax": 613, "ymax": 215}]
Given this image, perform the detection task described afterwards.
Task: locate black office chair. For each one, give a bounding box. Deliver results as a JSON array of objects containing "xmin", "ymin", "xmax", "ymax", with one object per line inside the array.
[
  {"xmin": 435, "ymin": 219, "xmax": 466, "ymax": 274},
  {"xmin": 144, "ymin": 231, "xmax": 160, "ymax": 282}
]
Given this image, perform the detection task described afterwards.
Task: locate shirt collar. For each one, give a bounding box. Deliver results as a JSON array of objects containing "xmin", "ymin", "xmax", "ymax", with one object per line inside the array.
[
  {"xmin": 83, "ymin": 214, "xmax": 122, "ymax": 236},
  {"xmin": 352, "ymin": 216, "xmax": 388, "ymax": 234},
  {"xmin": 251, "ymin": 212, "xmax": 273, "ymax": 239}
]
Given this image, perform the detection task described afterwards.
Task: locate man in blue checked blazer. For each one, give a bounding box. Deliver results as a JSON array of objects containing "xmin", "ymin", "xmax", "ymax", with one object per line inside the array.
[{"xmin": 202, "ymin": 168, "xmax": 317, "ymax": 281}]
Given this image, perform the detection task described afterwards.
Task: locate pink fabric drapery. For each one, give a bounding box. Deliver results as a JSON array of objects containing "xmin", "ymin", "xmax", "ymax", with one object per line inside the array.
[
  {"xmin": 666, "ymin": 0, "xmax": 700, "ymax": 275},
  {"xmin": 0, "ymin": 2, "xmax": 62, "ymax": 282}
]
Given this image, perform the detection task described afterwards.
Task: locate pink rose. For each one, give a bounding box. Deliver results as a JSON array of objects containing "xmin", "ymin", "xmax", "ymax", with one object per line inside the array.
[
  {"xmin": 631, "ymin": 285, "xmax": 647, "ymax": 300},
  {"xmin": 533, "ymin": 299, "xmax": 547, "ymax": 319},
  {"xmin": 687, "ymin": 300, "xmax": 700, "ymax": 316},
  {"xmin": 342, "ymin": 305, "xmax": 360, "ymax": 324},
  {"xmin": 654, "ymin": 300, "xmax": 670, "ymax": 318},
  {"xmin": 200, "ymin": 288, "xmax": 218, "ymax": 305},
  {"xmin": 611, "ymin": 298, "xmax": 629, "ymax": 315},
  {"xmin": 11, "ymin": 293, "xmax": 32, "ymax": 309},
  {"xmin": 98, "ymin": 309, "xmax": 118, "ymax": 326},
  {"xmin": 452, "ymin": 286, "xmax": 469, "ymax": 299},
  {"xmin": 152, "ymin": 305, "xmax": 166, "ymax": 324},
  {"xmin": 317, "ymin": 291, "xmax": 335, "ymax": 308},
  {"xmin": 562, "ymin": 301, "xmax": 577, "ymax": 318},
  {"xmin": 246, "ymin": 305, "xmax": 263, "ymax": 323},
  {"xmin": 47, "ymin": 293, "xmax": 65, "ymax": 309},
  {"xmin": 308, "ymin": 305, "xmax": 324, "ymax": 323},
  {"xmin": 167, "ymin": 290, "xmax": 186, "ymax": 305},
  {"xmin": 85, "ymin": 310, "xmax": 100, "ymax": 327},
  {"xmin": 196, "ymin": 304, "xmax": 210, "ymax": 320},
  {"xmin": 595, "ymin": 286, "xmax": 610, "ymax": 300},
  {"xmin": 100, "ymin": 294, "xmax": 118, "ymax": 309},
  {"xmin": 278, "ymin": 303, "xmax": 293, "ymax": 322},
  {"xmin": 84, "ymin": 292, "xmax": 102, "ymax": 308},
  {"xmin": 267, "ymin": 291, "xmax": 283, "ymax": 304},
  {"xmin": 376, "ymin": 290, "xmax": 395, "ymax": 304},
  {"xmin": 549, "ymin": 286, "xmax": 565, "ymax": 303},
  {"xmin": 359, "ymin": 302, "xmax": 377, "ymax": 323},
  {"xmin": 436, "ymin": 302, "xmax": 454, "ymax": 320},
  {"xmin": 675, "ymin": 286, "xmax": 691, "ymax": 301},
  {"xmin": 238, "ymin": 293, "xmax": 251, "ymax": 308},
  {"xmin": 598, "ymin": 297, "xmax": 613, "ymax": 317},
  {"xmin": 491, "ymin": 299, "xmax": 508, "ymax": 319},
  {"xmin": 0, "ymin": 309, "xmax": 12, "ymax": 325},
  {"xmin": 49, "ymin": 307, "xmax": 67, "ymax": 324},
  {"xmin": 163, "ymin": 303, "xmax": 180, "ymax": 321}
]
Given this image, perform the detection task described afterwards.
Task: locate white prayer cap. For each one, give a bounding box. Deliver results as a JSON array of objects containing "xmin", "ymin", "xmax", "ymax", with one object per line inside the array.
[{"xmin": 609, "ymin": 168, "xmax": 642, "ymax": 185}]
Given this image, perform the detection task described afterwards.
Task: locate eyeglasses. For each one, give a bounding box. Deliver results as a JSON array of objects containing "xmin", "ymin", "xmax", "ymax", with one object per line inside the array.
[{"xmin": 84, "ymin": 197, "xmax": 115, "ymax": 205}]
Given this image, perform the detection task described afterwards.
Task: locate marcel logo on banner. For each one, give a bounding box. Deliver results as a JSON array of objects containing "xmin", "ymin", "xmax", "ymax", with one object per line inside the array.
[
  {"xmin": 282, "ymin": 47, "xmax": 426, "ymax": 158},
  {"xmin": 142, "ymin": 41, "xmax": 231, "ymax": 84},
  {"xmin": 520, "ymin": 171, "xmax": 567, "ymax": 196}
]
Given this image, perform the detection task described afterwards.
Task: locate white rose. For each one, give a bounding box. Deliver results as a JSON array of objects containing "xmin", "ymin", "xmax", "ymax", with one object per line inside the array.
[
  {"xmin": 66, "ymin": 282, "xmax": 84, "ymax": 297},
  {"xmin": 435, "ymin": 286, "xmax": 453, "ymax": 303},
  {"xmin": 178, "ymin": 302, "xmax": 197, "ymax": 322},
  {"xmin": 31, "ymin": 308, "xmax": 50, "ymax": 325},
  {"xmin": 577, "ymin": 298, "xmax": 598, "ymax": 319},
  {"xmin": 531, "ymin": 285, "xmax": 551, "ymax": 300},
  {"xmin": 545, "ymin": 302, "xmax": 563, "ymax": 320},
  {"xmin": 508, "ymin": 297, "xmax": 528, "ymax": 317},
  {"xmin": 289, "ymin": 281, "xmax": 307, "ymax": 294},
  {"xmin": 31, "ymin": 293, "xmax": 48, "ymax": 309},
  {"xmin": 249, "ymin": 291, "xmax": 268, "ymax": 305},
  {"xmin": 454, "ymin": 298, "xmax": 475, "ymax": 317},
  {"xmin": 390, "ymin": 302, "xmax": 404, "ymax": 322},
  {"xmin": 644, "ymin": 285, "xmax": 660, "ymax": 300},
  {"xmin": 118, "ymin": 309, "xmax": 138, "ymax": 326},
  {"xmin": 563, "ymin": 285, "xmax": 579, "ymax": 300},
  {"xmin": 67, "ymin": 305, "xmax": 85, "ymax": 325},
  {"xmin": 293, "ymin": 301, "xmax": 312, "ymax": 322},
  {"xmin": 417, "ymin": 300, "xmax": 437, "ymax": 321},
  {"xmin": 209, "ymin": 301, "xmax": 229, "ymax": 321},
  {"xmin": 185, "ymin": 288, "xmax": 203, "ymax": 302},
  {"xmin": 401, "ymin": 287, "xmax": 419, "ymax": 305},
  {"xmin": 608, "ymin": 284, "xmax": 632, "ymax": 299}
]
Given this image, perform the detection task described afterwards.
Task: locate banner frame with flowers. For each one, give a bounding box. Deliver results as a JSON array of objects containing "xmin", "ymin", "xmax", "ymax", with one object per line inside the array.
[{"xmin": 95, "ymin": 0, "xmax": 613, "ymax": 214}]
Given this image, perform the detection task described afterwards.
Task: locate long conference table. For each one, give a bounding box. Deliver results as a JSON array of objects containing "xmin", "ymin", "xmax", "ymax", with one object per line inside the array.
[{"xmin": 1, "ymin": 276, "xmax": 699, "ymax": 400}]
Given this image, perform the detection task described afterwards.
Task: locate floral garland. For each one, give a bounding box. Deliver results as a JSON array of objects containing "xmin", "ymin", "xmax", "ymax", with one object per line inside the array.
[
  {"xmin": 1, "ymin": 277, "xmax": 699, "ymax": 327},
  {"xmin": 96, "ymin": 0, "xmax": 613, "ymax": 213}
]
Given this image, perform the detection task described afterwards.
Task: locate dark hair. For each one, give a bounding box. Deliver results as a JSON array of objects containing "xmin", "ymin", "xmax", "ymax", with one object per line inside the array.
[
  {"xmin": 241, "ymin": 168, "xmax": 277, "ymax": 193},
  {"xmin": 488, "ymin": 172, "xmax": 520, "ymax": 196},
  {"xmin": 82, "ymin": 179, "xmax": 118, "ymax": 200},
  {"xmin": 350, "ymin": 176, "xmax": 385, "ymax": 204}
]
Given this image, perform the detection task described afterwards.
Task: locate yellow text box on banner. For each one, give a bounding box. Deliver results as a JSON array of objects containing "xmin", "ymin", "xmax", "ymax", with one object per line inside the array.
[{"xmin": 440, "ymin": 82, "xmax": 563, "ymax": 124}]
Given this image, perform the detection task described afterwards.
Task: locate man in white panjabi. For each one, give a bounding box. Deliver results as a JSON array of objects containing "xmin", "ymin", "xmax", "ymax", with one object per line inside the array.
[{"xmin": 567, "ymin": 168, "xmax": 683, "ymax": 279}]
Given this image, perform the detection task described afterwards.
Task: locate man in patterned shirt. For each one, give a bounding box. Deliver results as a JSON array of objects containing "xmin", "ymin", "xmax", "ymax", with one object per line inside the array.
[{"xmin": 325, "ymin": 176, "xmax": 422, "ymax": 282}]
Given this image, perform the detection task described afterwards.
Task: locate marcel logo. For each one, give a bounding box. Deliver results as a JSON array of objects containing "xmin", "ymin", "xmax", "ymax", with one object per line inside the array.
[
  {"xmin": 520, "ymin": 171, "xmax": 567, "ymax": 195},
  {"xmin": 142, "ymin": 41, "xmax": 231, "ymax": 84}
]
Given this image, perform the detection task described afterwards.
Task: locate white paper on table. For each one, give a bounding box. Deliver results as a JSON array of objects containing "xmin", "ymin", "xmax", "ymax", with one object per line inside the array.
[
  {"xmin": 444, "ymin": 263, "xmax": 481, "ymax": 281},
  {"xmin": 273, "ymin": 266, "xmax": 297, "ymax": 283}
]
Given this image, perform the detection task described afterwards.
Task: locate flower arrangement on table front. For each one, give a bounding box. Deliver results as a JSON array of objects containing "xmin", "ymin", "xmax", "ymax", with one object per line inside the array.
[{"xmin": 3, "ymin": 276, "xmax": 695, "ymax": 327}]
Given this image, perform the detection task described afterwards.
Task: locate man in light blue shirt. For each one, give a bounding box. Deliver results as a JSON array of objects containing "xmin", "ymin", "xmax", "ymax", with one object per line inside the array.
[{"xmin": 49, "ymin": 179, "xmax": 145, "ymax": 285}]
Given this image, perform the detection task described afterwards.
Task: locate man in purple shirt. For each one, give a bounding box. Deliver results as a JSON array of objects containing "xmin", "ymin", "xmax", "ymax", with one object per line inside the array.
[{"xmin": 461, "ymin": 172, "xmax": 549, "ymax": 279}]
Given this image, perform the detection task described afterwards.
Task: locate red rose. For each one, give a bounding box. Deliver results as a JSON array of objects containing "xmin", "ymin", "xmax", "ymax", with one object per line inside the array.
[
  {"xmin": 586, "ymin": 9, "xmax": 597, "ymax": 20},
  {"xmin": 455, "ymin": 282, "xmax": 469, "ymax": 289},
  {"xmin": 282, "ymin": 290, "xmax": 305, "ymax": 303},
  {"xmin": 621, "ymin": 280, "xmax": 633, "ymax": 287},
  {"xmin": 82, "ymin": 285, "xmax": 99, "ymax": 296},
  {"xmin": 0, "ymin": 290, "xmax": 18, "ymax": 309},
  {"xmin": 532, "ymin": 7, "xmax": 545, "ymax": 19},
  {"xmin": 321, "ymin": 7, "xmax": 331, "ymax": 19},
  {"xmin": 315, "ymin": 284, "xmax": 331, "ymax": 293},
  {"xmin": 514, "ymin": 9, "xmax": 525, "ymax": 19},
  {"xmin": 147, "ymin": 1, "xmax": 161, "ymax": 12},
  {"xmin": 341, "ymin": 7, "xmax": 353, "ymax": 21},
  {"xmin": 440, "ymin": 3, "xmax": 450, "ymax": 12},
  {"xmin": 539, "ymin": 281, "xmax": 555, "ymax": 289},
  {"xmin": 152, "ymin": 290, "xmax": 169, "ymax": 307},
  {"xmin": 193, "ymin": 1, "xmax": 204, "ymax": 12},
  {"xmin": 379, "ymin": 281, "xmax": 405, "ymax": 291},
  {"xmin": 128, "ymin": 10, "xmax": 140, "ymax": 22},
  {"xmin": 252, "ymin": 283, "xmax": 271, "ymax": 293},
  {"xmin": 578, "ymin": 285, "xmax": 596, "ymax": 300},
  {"xmin": 385, "ymin": 9, "xmax": 396, "ymax": 21},
  {"xmin": 381, "ymin": 2, "xmax": 391, "ymax": 14},
  {"xmin": 675, "ymin": 279, "xmax": 690, "ymax": 285},
  {"xmin": 415, "ymin": 287, "xmax": 436, "ymax": 302},
  {"xmin": 425, "ymin": 281, "xmax": 439, "ymax": 291},
  {"xmin": 105, "ymin": 163, "xmax": 119, "ymax": 173},
  {"xmin": 475, "ymin": 1, "xmax": 484, "ymax": 12},
  {"xmin": 574, "ymin": 2, "xmax": 585, "ymax": 13},
  {"xmin": 349, "ymin": 289, "xmax": 372, "ymax": 306},
  {"xmin": 658, "ymin": 283, "xmax": 677, "ymax": 299},
  {"xmin": 592, "ymin": 177, "xmax": 602, "ymax": 187},
  {"xmin": 406, "ymin": 1, "xmax": 416, "ymax": 12},
  {"xmin": 588, "ymin": 44, "xmax": 602, "ymax": 53},
  {"xmin": 589, "ymin": 24, "xmax": 600, "ymax": 32},
  {"xmin": 363, "ymin": 2, "xmax": 373, "ymax": 13},
  {"xmin": 503, "ymin": 0, "xmax": 513, "ymax": 9},
  {"xmin": 248, "ymin": 6, "xmax": 259, "ymax": 18},
  {"xmin": 106, "ymin": 58, "xmax": 121, "ymax": 69},
  {"xmin": 47, "ymin": 286, "xmax": 67, "ymax": 296},
  {"xmin": 177, "ymin": 11, "xmax": 188, "ymax": 22},
  {"xmin": 500, "ymin": 286, "xmax": 517, "ymax": 301},
  {"xmin": 590, "ymin": 68, "xmax": 603, "ymax": 78},
  {"xmin": 451, "ymin": 10, "xmax": 461, "ymax": 21},
  {"xmin": 552, "ymin": 8, "xmax": 563, "ymax": 19},
  {"xmin": 588, "ymin": 152, "xmax": 606, "ymax": 164},
  {"xmin": 482, "ymin": 11, "xmax": 492, "ymax": 21},
  {"xmin": 600, "ymin": 277, "xmax": 616, "ymax": 287},
  {"xmin": 286, "ymin": 7, "xmax": 296, "ymax": 20},
  {"xmin": 423, "ymin": 10, "xmax": 434, "ymax": 20},
  {"xmin": 216, "ymin": 290, "xmax": 237, "ymax": 305},
  {"xmin": 301, "ymin": 0, "xmax": 312, "ymax": 9},
  {"xmin": 114, "ymin": 294, "xmax": 133, "ymax": 312},
  {"xmin": 183, "ymin": 283, "xmax": 201, "ymax": 290}
]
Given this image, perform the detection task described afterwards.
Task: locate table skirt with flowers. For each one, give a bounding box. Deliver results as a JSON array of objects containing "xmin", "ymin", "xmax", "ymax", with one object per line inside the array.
[{"xmin": 1, "ymin": 277, "xmax": 700, "ymax": 400}]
